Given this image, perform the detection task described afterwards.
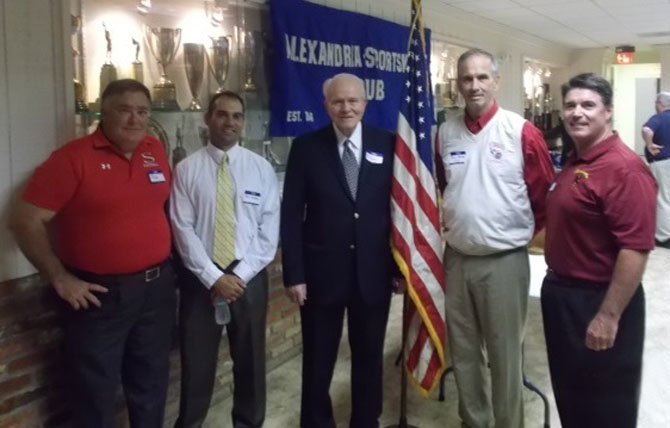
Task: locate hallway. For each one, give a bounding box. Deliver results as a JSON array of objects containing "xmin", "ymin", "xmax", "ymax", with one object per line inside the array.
[{"xmin": 207, "ymin": 248, "xmax": 670, "ymax": 427}]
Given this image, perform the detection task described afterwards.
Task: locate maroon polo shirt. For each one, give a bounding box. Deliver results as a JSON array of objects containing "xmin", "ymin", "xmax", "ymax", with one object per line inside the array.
[{"xmin": 545, "ymin": 133, "xmax": 657, "ymax": 284}]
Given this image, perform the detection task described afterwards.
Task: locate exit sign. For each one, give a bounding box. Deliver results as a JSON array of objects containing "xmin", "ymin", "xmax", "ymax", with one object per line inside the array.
[
  {"xmin": 615, "ymin": 46, "xmax": 635, "ymax": 64},
  {"xmin": 616, "ymin": 52, "xmax": 635, "ymax": 64}
]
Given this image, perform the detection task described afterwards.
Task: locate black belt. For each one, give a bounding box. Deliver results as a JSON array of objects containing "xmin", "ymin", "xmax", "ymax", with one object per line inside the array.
[
  {"xmin": 213, "ymin": 259, "xmax": 240, "ymax": 275},
  {"xmin": 68, "ymin": 259, "xmax": 171, "ymax": 285},
  {"xmin": 544, "ymin": 269, "xmax": 609, "ymax": 289}
]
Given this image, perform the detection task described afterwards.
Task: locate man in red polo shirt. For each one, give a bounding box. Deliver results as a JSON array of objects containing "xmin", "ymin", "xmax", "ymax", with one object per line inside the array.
[
  {"xmin": 543, "ymin": 73, "xmax": 657, "ymax": 427},
  {"xmin": 10, "ymin": 79, "xmax": 176, "ymax": 428}
]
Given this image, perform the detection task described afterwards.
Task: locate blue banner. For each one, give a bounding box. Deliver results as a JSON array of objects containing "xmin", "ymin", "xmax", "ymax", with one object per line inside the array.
[{"xmin": 270, "ymin": 0, "xmax": 430, "ymax": 137}]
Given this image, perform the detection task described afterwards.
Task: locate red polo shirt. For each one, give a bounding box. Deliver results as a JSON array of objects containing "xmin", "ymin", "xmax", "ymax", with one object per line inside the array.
[
  {"xmin": 23, "ymin": 128, "xmax": 172, "ymax": 275},
  {"xmin": 545, "ymin": 133, "xmax": 657, "ymax": 284}
]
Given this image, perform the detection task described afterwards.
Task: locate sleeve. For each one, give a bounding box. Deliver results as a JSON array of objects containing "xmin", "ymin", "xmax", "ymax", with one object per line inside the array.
[
  {"xmin": 521, "ymin": 121, "xmax": 556, "ymax": 233},
  {"xmin": 603, "ymin": 168, "xmax": 657, "ymax": 251},
  {"xmin": 23, "ymin": 149, "xmax": 80, "ymax": 212},
  {"xmin": 233, "ymin": 163, "xmax": 280, "ymax": 283},
  {"xmin": 280, "ymin": 137, "xmax": 308, "ymax": 287},
  {"xmin": 644, "ymin": 114, "xmax": 659, "ymax": 132},
  {"xmin": 169, "ymin": 161, "xmax": 223, "ymax": 288}
]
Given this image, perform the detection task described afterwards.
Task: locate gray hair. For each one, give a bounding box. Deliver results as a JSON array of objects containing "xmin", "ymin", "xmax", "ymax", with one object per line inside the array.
[
  {"xmin": 457, "ymin": 48, "xmax": 500, "ymax": 77},
  {"xmin": 657, "ymin": 92, "xmax": 670, "ymax": 108},
  {"xmin": 322, "ymin": 73, "xmax": 366, "ymax": 99}
]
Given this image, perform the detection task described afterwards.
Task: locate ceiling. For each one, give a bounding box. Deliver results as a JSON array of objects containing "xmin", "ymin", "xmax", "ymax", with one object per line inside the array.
[{"xmin": 430, "ymin": 0, "xmax": 670, "ymax": 49}]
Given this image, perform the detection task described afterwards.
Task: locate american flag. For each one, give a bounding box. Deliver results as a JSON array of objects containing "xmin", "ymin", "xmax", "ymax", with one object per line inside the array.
[{"xmin": 391, "ymin": 0, "xmax": 447, "ymax": 395}]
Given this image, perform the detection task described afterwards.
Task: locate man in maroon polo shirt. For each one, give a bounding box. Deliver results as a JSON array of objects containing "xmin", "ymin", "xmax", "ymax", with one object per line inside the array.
[
  {"xmin": 542, "ymin": 73, "xmax": 657, "ymax": 428},
  {"xmin": 10, "ymin": 79, "xmax": 176, "ymax": 428}
]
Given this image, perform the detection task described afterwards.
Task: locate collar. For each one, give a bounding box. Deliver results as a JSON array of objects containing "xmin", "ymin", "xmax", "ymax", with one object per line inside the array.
[
  {"xmin": 206, "ymin": 141, "xmax": 240, "ymax": 165},
  {"xmin": 464, "ymin": 102, "xmax": 499, "ymax": 134},
  {"xmin": 570, "ymin": 132, "xmax": 619, "ymax": 165},
  {"xmin": 333, "ymin": 122, "xmax": 363, "ymax": 150}
]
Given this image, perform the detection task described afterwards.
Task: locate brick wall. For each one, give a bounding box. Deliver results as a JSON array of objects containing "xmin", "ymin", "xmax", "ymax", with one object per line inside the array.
[{"xmin": 0, "ymin": 252, "xmax": 301, "ymax": 427}]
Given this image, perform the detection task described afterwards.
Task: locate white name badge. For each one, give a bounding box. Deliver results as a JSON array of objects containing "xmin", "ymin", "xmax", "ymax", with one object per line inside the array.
[
  {"xmin": 448, "ymin": 151, "xmax": 467, "ymax": 165},
  {"xmin": 148, "ymin": 170, "xmax": 166, "ymax": 183},
  {"xmin": 242, "ymin": 190, "xmax": 261, "ymax": 205},
  {"xmin": 365, "ymin": 151, "xmax": 384, "ymax": 164}
]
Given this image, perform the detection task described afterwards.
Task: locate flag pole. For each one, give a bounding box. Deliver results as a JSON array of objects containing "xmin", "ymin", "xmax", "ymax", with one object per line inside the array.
[{"xmin": 385, "ymin": 291, "xmax": 418, "ymax": 428}]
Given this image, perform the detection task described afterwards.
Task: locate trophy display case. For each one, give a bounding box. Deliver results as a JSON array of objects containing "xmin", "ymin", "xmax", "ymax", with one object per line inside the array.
[{"xmin": 70, "ymin": 0, "xmax": 287, "ymax": 169}]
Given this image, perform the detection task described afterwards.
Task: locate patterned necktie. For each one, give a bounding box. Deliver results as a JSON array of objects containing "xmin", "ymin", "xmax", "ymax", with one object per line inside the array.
[
  {"xmin": 213, "ymin": 152, "xmax": 236, "ymax": 268},
  {"xmin": 342, "ymin": 139, "xmax": 359, "ymax": 199}
]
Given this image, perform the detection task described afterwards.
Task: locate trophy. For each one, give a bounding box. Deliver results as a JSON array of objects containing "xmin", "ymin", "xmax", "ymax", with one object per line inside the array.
[
  {"xmin": 145, "ymin": 26, "xmax": 182, "ymax": 111},
  {"xmin": 206, "ymin": 36, "xmax": 230, "ymax": 94},
  {"xmin": 242, "ymin": 31, "xmax": 257, "ymax": 91},
  {"xmin": 198, "ymin": 126, "xmax": 210, "ymax": 146},
  {"xmin": 71, "ymin": 14, "xmax": 87, "ymax": 113},
  {"xmin": 99, "ymin": 23, "xmax": 118, "ymax": 99},
  {"xmin": 183, "ymin": 43, "xmax": 205, "ymax": 111},
  {"xmin": 131, "ymin": 38, "xmax": 144, "ymax": 83},
  {"xmin": 172, "ymin": 125, "xmax": 187, "ymax": 166}
]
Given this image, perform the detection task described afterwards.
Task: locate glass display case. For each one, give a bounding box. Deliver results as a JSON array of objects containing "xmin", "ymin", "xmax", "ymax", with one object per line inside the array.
[
  {"xmin": 70, "ymin": 0, "xmax": 288, "ymax": 170},
  {"xmin": 430, "ymin": 40, "xmax": 467, "ymax": 126}
]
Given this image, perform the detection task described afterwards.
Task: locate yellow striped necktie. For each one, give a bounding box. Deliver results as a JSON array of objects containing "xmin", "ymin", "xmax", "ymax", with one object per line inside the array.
[{"xmin": 213, "ymin": 152, "xmax": 236, "ymax": 268}]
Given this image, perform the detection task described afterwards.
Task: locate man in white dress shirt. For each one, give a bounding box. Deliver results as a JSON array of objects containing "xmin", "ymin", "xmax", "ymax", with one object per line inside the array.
[{"xmin": 170, "ymin": 91, "xmax": 280, "ymax": 428}]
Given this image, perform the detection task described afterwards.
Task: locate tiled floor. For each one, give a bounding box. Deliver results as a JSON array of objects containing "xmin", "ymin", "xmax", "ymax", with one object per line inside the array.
[{"xmin": 206, "ymin": 248, "xmax": 670, "ymax": 427}]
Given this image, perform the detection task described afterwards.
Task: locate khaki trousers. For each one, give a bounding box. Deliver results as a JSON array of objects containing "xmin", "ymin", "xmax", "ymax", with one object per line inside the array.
[{"xmin": 444, "ymin": 246, "xmax": 530, "ymax": 428}]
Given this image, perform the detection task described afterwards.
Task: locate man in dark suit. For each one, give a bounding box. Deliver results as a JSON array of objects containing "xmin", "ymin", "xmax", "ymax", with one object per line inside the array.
[{"xmin": 281, "ymin": 73, "xmax": 402, "ymax": 428}]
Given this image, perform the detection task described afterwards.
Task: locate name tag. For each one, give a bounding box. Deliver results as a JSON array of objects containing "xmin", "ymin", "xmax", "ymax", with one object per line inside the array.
[
  {"xmin": 148, "ymin": 170, "xmax": 166, "ymax": 183},
  {"xmin": 242, "ymin": 190, "xmax": 261, "ymax": 205},
  {"xmin": 365, "ymin": 151, "xmax": 384, "ymax": 164},
  {"xmin": 448, "ymin": 151, "xmax": 466, "ymax": 165}
]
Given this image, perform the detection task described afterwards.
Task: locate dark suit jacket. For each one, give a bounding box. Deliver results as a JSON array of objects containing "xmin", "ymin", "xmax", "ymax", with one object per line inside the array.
[{"xmin": 281, "ymin": 124, "xmax": 396, "ymax": 306}]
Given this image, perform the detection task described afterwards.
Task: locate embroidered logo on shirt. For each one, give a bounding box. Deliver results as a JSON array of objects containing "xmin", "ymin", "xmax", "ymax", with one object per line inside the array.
[
  {"xmin": 100, "ymin": 163, "xmax": 111, "ymax": 170},
  {"xmin": 488, "ymin": 142, "xmax": 504, "ymax": 160},
  {"xmin": 573, "ymin": 168, "xmax": 589, "ymax": 185},
  {"xmin": 141, "ymin": 152, "xmax": 160, "ymax": 168}
]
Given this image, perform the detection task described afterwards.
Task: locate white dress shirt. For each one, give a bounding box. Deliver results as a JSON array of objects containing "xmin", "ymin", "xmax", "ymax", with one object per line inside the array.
[
  {"xmin": 170, "ymin": 143, "xmax": 280, "ymax": 287},
  {"xmin": 334, "ymin": 122, "xmax": 363, "ymax": 164}
]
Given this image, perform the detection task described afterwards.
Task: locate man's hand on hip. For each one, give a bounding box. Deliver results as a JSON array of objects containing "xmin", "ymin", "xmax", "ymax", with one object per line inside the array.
[
  {"xmin": 286, "ymin": 283, "xmax": 307, "ymax": 306},
  {"xmin": 53, "ymin": 272, "xmax": 108, "ymax": 310},
  {"xmin": 646, "ymin": 142, "xmax": 662, "ymax": 156},
  {"xmin": 212, "ymin": 274, "xmax": 246, "ymax": 303}
]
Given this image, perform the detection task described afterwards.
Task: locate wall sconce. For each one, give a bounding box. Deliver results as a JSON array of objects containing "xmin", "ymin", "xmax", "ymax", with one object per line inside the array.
[{"xmin": 137, "ymin": 0, "xmax": 152, "ymax": 15}]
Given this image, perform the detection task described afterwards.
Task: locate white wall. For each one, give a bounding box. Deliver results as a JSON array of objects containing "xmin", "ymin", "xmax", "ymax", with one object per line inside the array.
[
  {"xmin": 611, "ymin": 63, "xmax": 661, "ymax": 152},
  {"xmin": 0, "ymin": 0, "xmax": 73, "ymax": 281}
]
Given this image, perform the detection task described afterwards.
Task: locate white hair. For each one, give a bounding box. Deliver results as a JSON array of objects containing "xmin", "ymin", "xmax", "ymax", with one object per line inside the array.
[
  {"xmin": 657, "ymin": 92, "xmax": 670, "ymax": 108},
  {"xmin": 322, "ymin": 73, "xmax": 366, "ymax": 99}
]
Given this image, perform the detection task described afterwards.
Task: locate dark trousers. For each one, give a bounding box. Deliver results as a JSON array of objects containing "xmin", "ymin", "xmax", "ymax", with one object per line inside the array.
[
  {"xmin": 541, "ymin": 275, "xmax": 645, "ymax": 428},
  {"xmin": 63, "ymin": 262, "xmax": 177, "ymax": 428},
  {"xmin": 299, "ymin": 290, "xmax": 391, "ymax": 428},
  {"xmin": 174, "ymin": 269, "xmax": 268, "ymax": 428}
]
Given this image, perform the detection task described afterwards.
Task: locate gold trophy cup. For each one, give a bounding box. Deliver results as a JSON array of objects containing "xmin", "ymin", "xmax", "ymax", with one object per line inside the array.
[
  {"xmin": 206, "ymin": 36, "xmax": 230, "ymax": 94},
  {"xmin": 145, "ymin": 26, "xmax": 182, "ymax": 111},
  {"xmin": 183, "ymin": 43, "xmax": 205, "ymax": 111}
]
